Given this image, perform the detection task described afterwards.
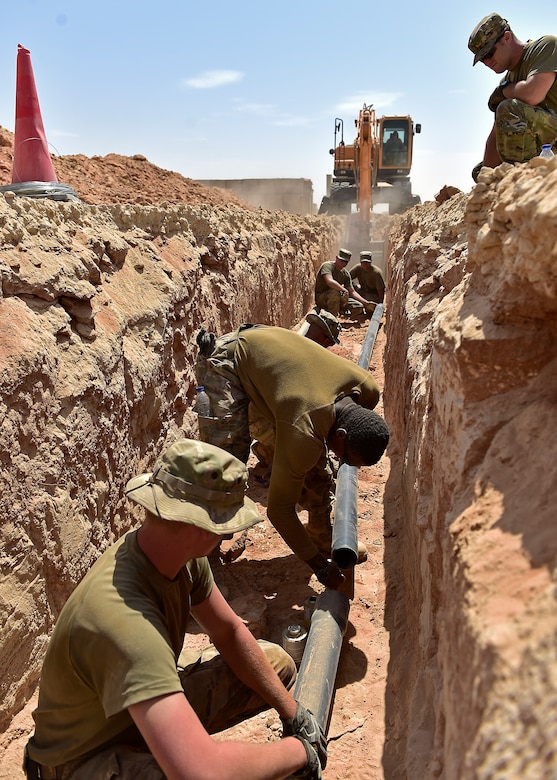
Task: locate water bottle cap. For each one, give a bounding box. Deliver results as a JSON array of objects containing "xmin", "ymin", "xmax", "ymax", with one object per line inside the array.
[{"xmin": 196, "ymin": 386, "xmax": 205, "ymax": 392}]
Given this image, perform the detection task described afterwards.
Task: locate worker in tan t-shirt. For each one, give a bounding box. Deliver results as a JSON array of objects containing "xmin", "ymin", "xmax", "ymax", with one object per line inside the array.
[
  {"xmin": 25, "ymin": 440, "xmax": 326, "ymax": 780},
  {"xmin": 195, "ymin": 325, "xmax": 389, "ymax": 589}
]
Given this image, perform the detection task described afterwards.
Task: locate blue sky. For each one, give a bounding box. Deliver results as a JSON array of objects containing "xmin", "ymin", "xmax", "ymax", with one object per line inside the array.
[{"xmin": 1, "ymin": 1, "xmax": 556, "ymax": 208}]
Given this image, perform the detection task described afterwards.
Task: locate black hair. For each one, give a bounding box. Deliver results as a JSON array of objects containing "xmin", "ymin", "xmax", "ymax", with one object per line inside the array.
[{"xmin": 338, "ymin": 404, "xmax": 390, "ymax": 465}]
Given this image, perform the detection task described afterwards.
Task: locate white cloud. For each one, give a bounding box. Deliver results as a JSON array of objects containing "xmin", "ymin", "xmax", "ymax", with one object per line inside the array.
[{"xmin": 183, "ymin": 70, "xmax": 244, "ymax": 89}]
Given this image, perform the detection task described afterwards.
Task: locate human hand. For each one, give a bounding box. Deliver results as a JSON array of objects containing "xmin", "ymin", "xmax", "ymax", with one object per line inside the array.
[
  {"xmin": 364, "ymin": 301, "xmax": 377, "ymax": 314},
  {"xmin": 290, "ymin": 736, "xmax": 323, "ymax": 779},
  {"xmin": 282, "ymin": 702, "xmax": 328, "ymax": 769},
  {"xmin": 488, "ymin": 81, "xmax": 508, "ymax": 112},
  {"xmin": 340, "ymin": 288, "xmax": 349, "ymax": 301},
  {"xmin": 316, "ymin": 559, "xmax": 345, "ymax": 589}
]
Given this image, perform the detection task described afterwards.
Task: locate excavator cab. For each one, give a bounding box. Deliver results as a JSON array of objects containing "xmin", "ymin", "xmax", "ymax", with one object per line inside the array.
[{"xmin": 378, "ymin": 117, "xmax": 419, "ymax": 180}]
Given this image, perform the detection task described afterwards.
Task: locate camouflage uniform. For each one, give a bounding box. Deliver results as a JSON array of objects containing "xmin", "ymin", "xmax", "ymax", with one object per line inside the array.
[
  {"xmin": 468, "ymin": 14, "xmax": 557, "ymax": 177},
  {"xmin": 195, "ymin": 325, "xmax": 258, "ymax": 462}
]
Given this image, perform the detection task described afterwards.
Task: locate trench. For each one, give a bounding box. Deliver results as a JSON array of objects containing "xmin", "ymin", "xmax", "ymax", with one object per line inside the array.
[{"xmin": 293, "ymin": 304, "xmax": 386, "ymax": 731}]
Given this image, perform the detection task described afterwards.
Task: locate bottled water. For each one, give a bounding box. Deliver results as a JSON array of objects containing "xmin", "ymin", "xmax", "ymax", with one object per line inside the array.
[
  {"xmin": 194, "ymin": 386, "xmax": 211, "ymax": 417},
  {"xmin": 539, "ymin": 144, "xmax": 555, "ymax": 159}
]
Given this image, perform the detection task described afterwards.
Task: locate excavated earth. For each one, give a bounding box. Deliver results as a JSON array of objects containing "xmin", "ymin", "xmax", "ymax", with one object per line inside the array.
[{"xmin": 0, "ymin": 125, "xmax": 556, "ymax": 780}]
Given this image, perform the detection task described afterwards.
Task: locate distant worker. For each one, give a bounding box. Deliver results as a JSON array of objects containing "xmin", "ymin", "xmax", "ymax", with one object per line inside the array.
[
  {"xmin": 468, "ymin": 13, "xmax": 557, "ymax": 182},
  {"xmin": 314, "ymin": 248, "xmax": 376, "ymax": 317},
  {"xmin": 195, "ymin": 325, "xmax": 389, "ymax": 588},
  {"xmin": 24, "ymin": 439, "xmax": 327, "ymax": 780},
  {"xmin": 349, "ymin": 251, "xmax": 386, "ymax": 305},
  {"xmin": 384, "ymin": 131, "xmax": 405, "ymax": 152}
]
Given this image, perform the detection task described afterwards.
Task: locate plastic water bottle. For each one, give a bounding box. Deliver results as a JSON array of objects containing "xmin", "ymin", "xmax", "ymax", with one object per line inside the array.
[
  {"xmin": 539, "ymin": 144, "xmax": 554, "ymax": 159},
  {"xmin": 194, "ymin": 386, "xmax": 211, "ymax": 417}
]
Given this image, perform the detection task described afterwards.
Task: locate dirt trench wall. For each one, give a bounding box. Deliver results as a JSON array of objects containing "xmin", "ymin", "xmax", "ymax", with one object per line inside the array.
[
  {"xmin": 383, "ymin": 159, "xmax": 557, "ymax": 779},
  {"xmin": 0, "ymin": 193, "xmax": 342, "ymax": 744}
]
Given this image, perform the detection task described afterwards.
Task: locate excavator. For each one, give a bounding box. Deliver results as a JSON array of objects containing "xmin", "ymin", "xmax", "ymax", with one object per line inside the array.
[{"xmin": 318, "ymin": 104, "xmax": 421, "ymax": 219}]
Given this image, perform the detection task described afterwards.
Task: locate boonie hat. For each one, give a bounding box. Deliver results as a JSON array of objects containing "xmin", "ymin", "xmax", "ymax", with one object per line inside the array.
[
  {"xmin": 468, "ymin": 13, "xmax": 509, "ymax": 65},
  {"xmin": 337, "ymin": 248, "xmax": 351, "ymax": 262},
  {"xmin": 360, "ymin": 251, "xmax": 373, "ymax": 263},
  {"xmin": 306, "ymin": 308, "xmax": 341, "ymax": 344},
  {"xmin": 125, "ymin": 439, "xmax": 262, "ymax": 534}
]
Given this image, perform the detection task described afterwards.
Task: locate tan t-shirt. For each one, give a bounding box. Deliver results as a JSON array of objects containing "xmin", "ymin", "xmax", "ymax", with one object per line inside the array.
[
  {"xmin": 27, "ymin": 531, "xmax": 213, "ymax": 766},
  {"xmin": 507, "ymin": 36, "xmax": 557, "ymax": 113},
  {"xmin": 235, "ymin": 327, "xmax": 380, "ymax": 559},
  {"xmin": 314, "ymin": 260, "xmax": 352, "ymax": 295}
]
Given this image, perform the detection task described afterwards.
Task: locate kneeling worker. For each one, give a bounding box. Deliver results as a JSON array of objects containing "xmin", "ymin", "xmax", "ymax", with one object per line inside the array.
[
  {"xmin": 24, "ymin": 439, "xmax": 326, "ymax": 780},
  {"xmin": 314, "ymin": 248, "xmax": 376, "ymax": 317}
]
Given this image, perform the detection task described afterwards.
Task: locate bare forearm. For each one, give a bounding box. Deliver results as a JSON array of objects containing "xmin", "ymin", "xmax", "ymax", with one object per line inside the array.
[
  {"xmin": 504, "ymin": 74, "xmax": 555, "ymax": 106},
  {"xmin": 204, "ymin": 735, "xmax": 306, "ymax": 780}
]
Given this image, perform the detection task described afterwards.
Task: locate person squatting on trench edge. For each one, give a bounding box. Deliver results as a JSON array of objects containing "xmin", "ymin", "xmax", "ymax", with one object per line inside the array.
[
  {"xmin": 195, "ymin": 324, "xmax": 389, "ymax": 590},
  {"xmin": 24, "ymin": 439, "xmax": 327, "ymax": 780},
  {"xmin": 468, "ymin": 12, "xmax": 557, "ymax": 182}
]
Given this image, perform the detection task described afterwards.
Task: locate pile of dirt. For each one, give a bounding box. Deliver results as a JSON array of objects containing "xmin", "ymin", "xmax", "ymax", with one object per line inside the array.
[{"xmin": 0, "ymin": 126, "xmax": 252, "ymax": 208}]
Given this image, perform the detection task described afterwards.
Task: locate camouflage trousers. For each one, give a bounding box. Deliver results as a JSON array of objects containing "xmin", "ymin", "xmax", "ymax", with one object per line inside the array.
[
  {"xmin": 25, "ymin": 641, "xmax": 295, "ymax": 780},
  {"xmin": 496, "ymin": 99, "xmax": 557, "ymax": 162},
  {"xmin": 314, "ymin": 288, "xmax": 348, "ymax": 317},
  {"xmin": 194, "ymin": 326, "xmax": 255, "ymax": 462}
]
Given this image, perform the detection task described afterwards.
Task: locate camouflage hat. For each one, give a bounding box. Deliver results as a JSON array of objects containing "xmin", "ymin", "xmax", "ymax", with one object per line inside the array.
[
  {"xmin": 360, "ymin": 251, "xmax": 373, "ymax": 263},
  {"xmin": 306, "ymin": 308, "xmax": 341, "ymax": 344},
  {"xmin": 468, "ymin": 13, "xmax": 509, "ymax": 65},
  {"xmin": 337, "ymin": 248, "xmax": 352, "ymax": 261},
  {"xmin": 125, "ymin": 439, "xmax": 262, "ymax": 534}
]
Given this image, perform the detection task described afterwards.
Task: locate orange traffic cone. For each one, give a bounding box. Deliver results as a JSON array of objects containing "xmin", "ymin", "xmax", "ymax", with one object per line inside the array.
[{"xmin": 11, "ymin": 43, "xmax": 58, "ymax": 184}]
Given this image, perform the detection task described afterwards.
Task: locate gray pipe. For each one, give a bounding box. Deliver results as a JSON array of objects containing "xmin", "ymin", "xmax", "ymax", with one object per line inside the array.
[
  {"xmin": 332, "ymin": 303, "xmax": 385, "ymax": 568},
  {"xmin": 292, "ymin": 589, "xmax": 350, "ymax": 731}
]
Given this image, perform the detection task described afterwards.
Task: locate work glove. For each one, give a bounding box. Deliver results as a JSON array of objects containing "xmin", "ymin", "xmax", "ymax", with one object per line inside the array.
[
  {"xmin": 282, "ymin": 701, "xmax": 328, "ymax": 769},
  {"xmin": 290, "ymin": 736, "xmax": 322, "ymax": 779},
  {"xmin": 315, "ymin": 558, "xmax": 345, "ymax": 589},
  {"xmin": 488, "ymin": 80, "xmax": 509, "ymax": 112},
  {"xmin": 471, "ymin": 161, "xmax": 484, "ymax": 183}
]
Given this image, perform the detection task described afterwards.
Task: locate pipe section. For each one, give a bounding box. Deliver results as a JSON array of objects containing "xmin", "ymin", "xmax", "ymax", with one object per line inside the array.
[
  {"xmin": 332, "ymin": 303, "xmax": 385, "ymax": 568},
  {"xmin": 293, "ymin": 589, "xmax": 350, "ymax": 731}
]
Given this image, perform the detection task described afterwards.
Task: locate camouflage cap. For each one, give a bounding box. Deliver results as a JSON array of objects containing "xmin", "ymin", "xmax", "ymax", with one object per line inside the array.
[
  {"xmin": 125, "ymin": 439, "xmax": 262, "ymax": 534},
  {"xmin": 360, "ymin": 251, "xmax": 373, "ymax": 263},
  {"xmin": 337, "ymin": 248, "xmax": 352, "ymax": 261},
  {"xmin": 306, "ymin": 308, "xmax": 341, "ymax": 344},
  {"xmin": 468, "ymin": 13, "xmax": 509, "ymax": 65}
]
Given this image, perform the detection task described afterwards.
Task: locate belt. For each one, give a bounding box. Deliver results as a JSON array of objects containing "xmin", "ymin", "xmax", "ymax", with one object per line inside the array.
[{"xmin": 24, "ymin": 756, "xmax": 63, "ymax": 780}]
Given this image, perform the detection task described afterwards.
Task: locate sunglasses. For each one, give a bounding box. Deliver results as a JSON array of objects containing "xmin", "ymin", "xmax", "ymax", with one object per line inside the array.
[{"xmin": 482, "ymin": 31, "xmax": 505, "ymax": 62}]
